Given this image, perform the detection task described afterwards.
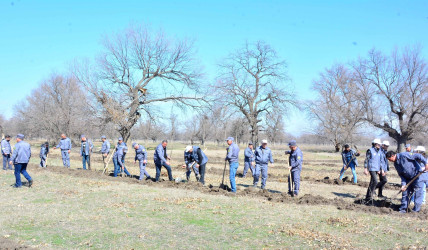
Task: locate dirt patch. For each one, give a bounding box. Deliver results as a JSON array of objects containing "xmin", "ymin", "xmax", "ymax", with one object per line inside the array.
[
  {"xmin": 27, "ymin": 164, "xmax": 427, "ymax": 220},
  {"xmin": 0, "ymin": 236, "xmax": 34, "ymax": 249}
]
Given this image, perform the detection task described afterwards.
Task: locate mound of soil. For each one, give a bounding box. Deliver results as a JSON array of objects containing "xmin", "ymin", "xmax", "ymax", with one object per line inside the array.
[{"xmin": 0, "ymin": 237, "xmax": 33, "ymax": 249}]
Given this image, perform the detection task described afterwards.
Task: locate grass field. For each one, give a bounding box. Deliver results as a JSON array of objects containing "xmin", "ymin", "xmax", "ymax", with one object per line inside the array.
[{"xmin": 0, "ymin": 141, "xmax": 427, "ymax": 249}]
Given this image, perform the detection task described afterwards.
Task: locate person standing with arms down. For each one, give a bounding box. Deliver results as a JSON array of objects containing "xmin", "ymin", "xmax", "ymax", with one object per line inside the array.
[
  {"xmin": 53, "ymin": 134, "xmax": 72, "ymax": 168},
  {"xmin": 285, "ymin": 140, "xmax": 303, "ymax": 196},
  {"xmin": 339, "ymin": 144, "xmax": 360, "ymax": 183},
  {"xmin": 225, "ymin": 137, "xmax": 240, "ymax": 193},
  {"xmin": 1, "ymin": 135, "xmax": 13, "ymax": 170},
  {"xmin": 364, "ymin": 139, "xmax": 387, "ymax": 202},
  {"xmin": 80, "ymin": 135, "xmax": 93, "ymax": 170},
  {"xmin": 253, "ymin": 140, "xmax": 274, "ymax": 189},
  {"xmin": 242, "ymin": 142, "xmax": 255, "ymax": 178},
  {"xmin": 154, "ymin": 140, "xmax": 174, "ymax": 182},
  {"xmin": 133, "ymin": 142, "xmax": 151, "ymax": 181},
  {"xmin": 100, "ymin": 136, "xmax": 110, "ymax": 170},
  {"xmin": 9, "ymin": 134, "xmax": 32, "ymax": 188}
]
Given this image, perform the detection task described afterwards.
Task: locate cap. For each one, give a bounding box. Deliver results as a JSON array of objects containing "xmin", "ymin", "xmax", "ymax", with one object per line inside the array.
[
  {"xmin": 16, "ymin": 134, "xmax": 25, "ymax": 140},
  {"xmin": 185, "ymin": 145, "xmax": 192, "ymax": 152},
  {"xmin": 118, "ymin": 137, "xmax": 123, "ymax": 141},
  {"xmin": 5, "ymin": 135, "xmax": 10, "ymax": 138},
  {"xmin": 261, "ymin": 139, "xmax": 268, "ymax": 144},
  {"xmin": 225, "ymin": 137, "xmax": 234, "ymax": 141},
  {"xmin": 101, "ymin": 135, "xmax": 106, "ymax": 139},
  {"xmin": 344, "ymin": 144, "xmax": 350, "ymax": 148},
  {"xmin": 415, "ymin": 146, "xmax": 426, "ymax": 152},
  {"xmin": 248, "ymin": 142, "xmax": 253, "ymax": 145},
  {"xmin": 382, "ymin": 140, "xmax": 390, "ymax": 146},
  {"xmin": 372, "ymin": 138, "xmax": 381, "ymax": 145},
  {"xmin": 132, "ymin": 142, "xmax": 137, "ymax": 148},
  {"xmin": 288, "ymin": 140, "xmax": 297, "ymax": 146},
  {"xmin": 405, "ymin": 144, "xmax": 411, "ymax": 148}
]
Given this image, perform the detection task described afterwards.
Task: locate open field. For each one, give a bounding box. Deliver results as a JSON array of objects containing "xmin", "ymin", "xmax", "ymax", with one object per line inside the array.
[{"xmin": 0, "ymin": 142, "xmax": 427, "ymax": 249}]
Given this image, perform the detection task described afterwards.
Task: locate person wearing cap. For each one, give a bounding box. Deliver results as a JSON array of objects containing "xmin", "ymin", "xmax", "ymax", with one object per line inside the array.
[
  {"xmin": 113, "ymin": 144, "xmax": 131, "ymax": 177},
  {"xmin": 80, "ymin": 135, "xmax": 94, "ymax": 170},
  {"xmin": 9, "ymin": 134, "xmax": 32, "ymax": 188},
  {"xmin": 1, "ymin": 135, "xmax": 13, "ymax": 170},
  {"xmin": 225, "ymin": 137, "xmax": 240, "ymax": 193},
  {"xmin": 183, "ymin": 147, "xmax": 199, "ymax": 181},
  {"xmin": 153, "ymin": 140, "xmax": 174, "ymax": 182},
  {"xmin": 133, "ymin": 142, "xmax": 151, "ymax": 181},
  {"xmin": 39, "ymin": 142, "xmax": 49, "ymax": 168},
  {"xmin": 386, "ymin": 150, "xmax": 428, "ymax": 213},
  {"xmin": 339, "ymin": 144, "xmax": 360, "ymax": 183},
  {"xmin": 253, "ymin": 140, "xmax": 274, "ymax": 189},
  {"xmin": 364, "ymin": 139, "xmax": 387, "ymax": 201},
  {"xmin": 184, "ymin": 145, "xmax": 208, "ymax": 185},
  {"xmin": 53, "ymin": 134, "xmax": 72, "ymax": 168},
  {"xmin": 100, "ymin": 136, "xmax": 111, "ymax": 169},
  {"xmin": 405, "ymin": 144, "xmax": 413, "ymax": 154},
  {"xmin": 285, "ymin": 140, "xmax": 303, "ymax": 196},
  {"xmin": 242, "ymin": 142, "xmax": 255, "ymax": 178},
  {"xmin": 381, "ymin": 141, "xmax": 391, "ymax": 172}
]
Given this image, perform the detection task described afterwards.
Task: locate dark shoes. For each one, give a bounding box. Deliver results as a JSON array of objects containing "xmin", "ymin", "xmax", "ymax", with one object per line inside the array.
[
  {"xmin": 12, "ymin": 185, "xmax": 21, "ymax": 188},
  {"xmin": 29, "ymin": 180, "xmax": 33, "ymax": 188},
  {"xmin": 195, "ymin": 175, "xmax": 200, "ymax": 181}
]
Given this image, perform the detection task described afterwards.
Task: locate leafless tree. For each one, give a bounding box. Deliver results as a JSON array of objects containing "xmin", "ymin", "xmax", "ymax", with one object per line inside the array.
[
  {"xmin": 352, "ymin": 47, "xmax": 428, "ymax": 152},
  {"xmin": 73, "ymin": 24, "xmax": 204, "ymax": 143},
  {"xmin": 264, "ymin": 112, "xmax": 287, "ymax": 145},
  {"xmin": 213, "ymin": 41, "xmax": 295, "ymax": 146},
  {"xmin": 13, "ymin": 73, "xmax": 94, "ymax": 143},
  {"xmin": 308, "ymin": 64, "xmax": 365, "ymax": 151}
]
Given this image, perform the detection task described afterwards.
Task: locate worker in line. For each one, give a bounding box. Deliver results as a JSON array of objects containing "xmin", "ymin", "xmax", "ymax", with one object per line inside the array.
[
  {"xmin": 364, "ymin": 139, "xmax": 387, "ymax": 202},
  {"xmin": 285, "ymin": 140, "xmax": 303, "ymax": 196},
  {"xmin": 39, "ymin": 142, "xmax": 49, "ymax": 168},
  {"xmin": 133, "ymin": 142, "xmax": 151, "ymax": 181},
  {"xmin": 225, "ymin": 137, "xmax": 240, "ymax": 193},
  {"xmin": 100, "ymin": 136, "xmax": 111, "ymax": 170},
  {"xmin": 80, "ymin": 135, "xmax": 94, "ymax": 170},
  {"xmin": 386, "ymin": 151, "xmax": 428, "ymax": 213},
  {"xmin": 253, "ymin": 140, "xmax": 274, "ymax": 189},
  {"xmin": 154, "ymin": 140, "xmax": 174, "ymax": 182},
  {"xmin": 185, "ymin": 145, "xmax": 208, "ymax": 185},
  {"xmin": 242, "ymin": 142, "xmax": 255, "ymax": 178},
  {"xmin": 1, "ymin": 135, "xmax": 13, "ymax": 170},
  {"xmin": 339, "ymin": 144, "xmax": 360, "ymax": 183},
  {"xmin": 53, "ymin": 134, "xmax": 72, "ymax": 168},
  {"xmin": 10, "ymin": 134, "xmax": 32, "ymax": 188},
  {"xmin": 183, "ymin": 149, "xmax": 199, "ymax": 181}
]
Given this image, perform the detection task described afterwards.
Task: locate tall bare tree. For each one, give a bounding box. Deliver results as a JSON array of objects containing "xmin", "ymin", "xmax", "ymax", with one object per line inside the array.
[
  {"xmin": 213, "ymin": 41, "xmax": 295, "ymax": 146},
  {"xmin": 14, "ymin": 73, "xmax": 93, "ymax": 143},
  {"xmin": 352, "ymin": 47, "xmax": 428, "ymax": 152},
  {"xmin": 308, "ymin": 64, "xmax": 364, "ymax": 151},
  {"xmin": 74, "ymin": 24, "xmax": 204, "ymax": 142}
]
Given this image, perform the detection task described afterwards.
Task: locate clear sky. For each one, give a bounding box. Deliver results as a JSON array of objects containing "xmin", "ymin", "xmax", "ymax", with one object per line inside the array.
[{"xmin": 1, "ymin": 0, "xmax": 427, "ymax": 135}]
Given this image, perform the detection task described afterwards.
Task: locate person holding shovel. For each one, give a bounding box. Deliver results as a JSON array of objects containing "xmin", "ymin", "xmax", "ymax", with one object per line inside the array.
[
  {"xmin": 183, "ymin": 148, "xmax": 199, "ymax": 181},
  {"xmin": 80, "ymin": 135, "xmax": 93, "ymax": 170},
  {"xmin": 285, "ymin": 140, "xmax": 303, "ymax": 196},
  {"xmin": 133, "ymin": 142, "xmax": 151, "ymax": 181},
  {"xmin": 39, "ymin": 142, "xmax": 49, "ymax": 168},
  {"xmin": 153, "ymin": 140, "xmax": 174, "ymax": 182},
  {"xmin": 113, "ymin": 144, "xmax": 131, "ymax": 177},
  {"xmin": 53, "ymin": 134, "xmax": 72, "ymax": 168},
  {"xmin": 386, "ymin": 150, "xmax": 428, "ymax": 213},
  {"xmin": 225, "ymin": 137, "xmax": 240, "ymax": 193},
  {"xmin": 184, "ymin": 145, "xmax": 208, "ymax": 185},
  {"xmin": 253, "ymin": 140, "xmax": 274, "ymax": 189},
  {"xmin": 339, "ymin": 144, "xmax": 360, "ymax": 183}
]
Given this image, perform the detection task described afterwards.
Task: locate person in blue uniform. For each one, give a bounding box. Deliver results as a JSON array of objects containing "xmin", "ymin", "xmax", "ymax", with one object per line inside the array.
[{"xmin": 10, "ymin": 134, "xmax": 32, "ymax": 188}]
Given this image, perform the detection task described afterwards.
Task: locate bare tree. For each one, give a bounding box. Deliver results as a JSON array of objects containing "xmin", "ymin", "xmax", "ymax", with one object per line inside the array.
[
  {"xmin": 74, "ymin": 24, "xmax": 204, "ymax": 143},
  {"xmin": 264, "ymin": 112, "xmax": 286, "ymax": 145},
  {"xmin": 14, "ymin": 73, "xmax": 94, "ymax": 143},
  {"xmin": 213, "ymin": 41, "xmax": 295, "ymax": 146},
  {"xmin": 352, "ymin": 47, "xmax": 428, "ymax": 152},
  {"xmin": 308, "ymin": 64, "xmax": 364, "ymax": 151}
]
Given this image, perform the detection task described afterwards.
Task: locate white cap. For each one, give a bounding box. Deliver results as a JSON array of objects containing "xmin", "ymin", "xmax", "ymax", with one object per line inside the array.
[
  {"xmin": 372, "ymin": 138, "xmax": 381, "ymax": 145},
  {"xmin": 185, "ymin": 145, "xmax": 192, "ymax": 152},
  {"xmin": 415, "ymin": 146, "xmax": 426, "ymax": 152},
  {"xmin": 261, "ymin": 139, "xmax": 268, "ymax": 144},
  {"xmin": 382, "ymin": 140, "xmax": 390, "ymax": 146}
]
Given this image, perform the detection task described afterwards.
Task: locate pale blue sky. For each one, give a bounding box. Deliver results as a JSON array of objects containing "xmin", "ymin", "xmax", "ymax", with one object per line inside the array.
[{"xmin": 1, "ymin": 0, "xmax": 427, "ymax": 135}]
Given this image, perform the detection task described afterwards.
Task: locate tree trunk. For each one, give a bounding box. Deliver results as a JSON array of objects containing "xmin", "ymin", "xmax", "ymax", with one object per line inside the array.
[
  {"xmin": 119, "ymin": 126, "xmax": 132, "ymax": 143},
  {"xmin": 395, "ymin": 136, "xmax": 407, "ymax": 153},
  {"xmin": 251, "ymin": 122, "xmax": 259, "ymax": 147}
]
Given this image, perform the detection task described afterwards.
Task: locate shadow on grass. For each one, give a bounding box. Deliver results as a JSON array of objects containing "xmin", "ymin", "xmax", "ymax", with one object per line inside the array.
[{"xmin": 332, "ymin": 192, "xmax": 356, "ymax": 198}]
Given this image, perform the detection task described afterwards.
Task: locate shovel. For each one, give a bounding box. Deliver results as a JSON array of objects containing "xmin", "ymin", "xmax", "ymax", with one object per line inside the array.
[
  {"xmin": 392, "ymin": 171, "xmax": 425, "ymax": 200},
  {"xmin": 102, "ymin": 146, "xmax": 117, "ymax": 175},
  {"xmin": 219, "ymin": 155, "xmax": 228, "ymax": 190}
]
